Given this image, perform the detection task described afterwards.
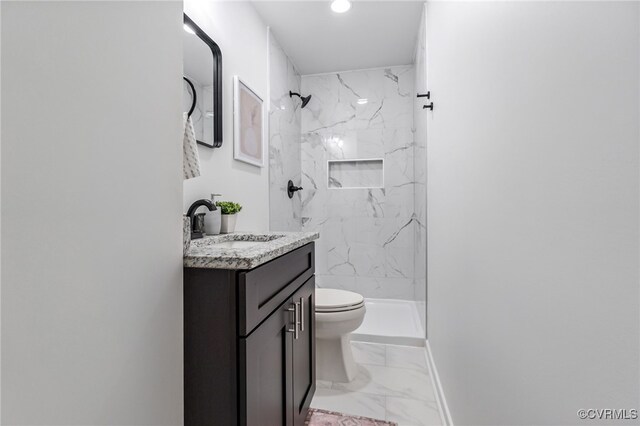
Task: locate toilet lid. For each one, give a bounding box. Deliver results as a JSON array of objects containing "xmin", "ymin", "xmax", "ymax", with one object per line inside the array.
[{"xmin": 316, "ymin": 288, "xmax": 364, "ymax": 312}]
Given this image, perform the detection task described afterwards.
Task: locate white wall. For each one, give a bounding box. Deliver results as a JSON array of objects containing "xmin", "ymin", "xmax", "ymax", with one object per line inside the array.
[
  {"xmin": 1, "ymin": 2, "xmax": 184, "ymax": 424},
  {"xmin": 183, "ymin": 1, "xmax": 270, "ymax": 232},
  {"xmin": 426, "ymin": 2, "xmax": 639, "ymax": 425}
]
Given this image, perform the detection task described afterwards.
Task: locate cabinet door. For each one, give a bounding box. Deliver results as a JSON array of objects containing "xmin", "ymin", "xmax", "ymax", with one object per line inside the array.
[
  {"xmin": 240, "ymin": 300, "xmax": 295, "ymax": 426},
  {"xmin": 291, "ymin": 277, "xmax": 316, "ymax": 425}
]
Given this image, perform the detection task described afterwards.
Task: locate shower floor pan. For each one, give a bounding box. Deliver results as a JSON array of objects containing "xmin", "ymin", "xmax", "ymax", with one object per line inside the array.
[{"xmin": 351, "ymin": 298, "xmax": 425, "ymax": 347}]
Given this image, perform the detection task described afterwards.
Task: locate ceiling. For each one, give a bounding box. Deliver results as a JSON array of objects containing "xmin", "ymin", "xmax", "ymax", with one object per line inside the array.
[{"xmin": 252, "ymin": 1, "xmax": 424, "ymax": 75}]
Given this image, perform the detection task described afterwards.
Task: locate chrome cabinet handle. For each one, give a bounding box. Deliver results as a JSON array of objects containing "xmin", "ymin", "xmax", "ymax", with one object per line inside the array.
[
  {"xmin": 299, "ymin": 297, "xmax": 304, "ymax": 332},
  {"xmin": 286, "ymin": 302, "xmax": 300, "ymax": 339}
]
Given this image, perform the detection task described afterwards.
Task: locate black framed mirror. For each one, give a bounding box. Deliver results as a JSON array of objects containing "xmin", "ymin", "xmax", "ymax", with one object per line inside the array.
[{"xmin": 183, "ymin": 14, "xmax": 222, "ymax": 148}]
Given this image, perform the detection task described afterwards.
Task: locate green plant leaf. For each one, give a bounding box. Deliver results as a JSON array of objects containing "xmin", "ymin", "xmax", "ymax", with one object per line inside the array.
[{"xmin": 215, "ymin": 201, "xmax": 243, "ymax": 215}]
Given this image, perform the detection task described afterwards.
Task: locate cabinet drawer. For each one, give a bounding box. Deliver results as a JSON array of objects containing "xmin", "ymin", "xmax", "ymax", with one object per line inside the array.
[{"xmin": 238, "ymin": 243, "xmax": 315, "ymax": 336}]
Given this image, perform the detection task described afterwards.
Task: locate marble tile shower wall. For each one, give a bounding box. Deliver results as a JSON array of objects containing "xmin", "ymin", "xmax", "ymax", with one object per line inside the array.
[
  {"xmin": 269, "ymin": 34, "xmax": 302, "ymax": 231},
  {"xmin": 300, "ymin": 66, "xmax": 417, "ymax": 300}
]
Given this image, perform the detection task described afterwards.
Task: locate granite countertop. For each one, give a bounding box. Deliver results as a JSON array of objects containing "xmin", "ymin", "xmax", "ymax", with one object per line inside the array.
[{"xmin": 183, "ymin": 231, "xmax": 319, "ymax": 270}]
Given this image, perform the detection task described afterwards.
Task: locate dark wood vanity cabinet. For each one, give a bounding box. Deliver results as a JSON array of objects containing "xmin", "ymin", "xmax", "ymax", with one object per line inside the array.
[
  {"xmin": 240, "ymin": 277, "xmax": 315, "ymax": 426},
  {"xmin": 184, "ymin": 243, "xmax": 316, "ymax": 426},
  {"xmin": 290, "ymin": 281, "xmax": 316, "ymax": 425}
]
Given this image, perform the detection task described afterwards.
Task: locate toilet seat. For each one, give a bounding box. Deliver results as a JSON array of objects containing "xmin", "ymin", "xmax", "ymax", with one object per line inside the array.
[{"xmin": 316, "ymin": 288, "xmax": 365, "ymax": 313}]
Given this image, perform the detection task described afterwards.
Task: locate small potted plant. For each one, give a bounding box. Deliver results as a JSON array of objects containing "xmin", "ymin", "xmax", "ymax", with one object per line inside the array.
[{"xmin": 216, "ymin": 201, "xmax": 242, "ymax": 234}]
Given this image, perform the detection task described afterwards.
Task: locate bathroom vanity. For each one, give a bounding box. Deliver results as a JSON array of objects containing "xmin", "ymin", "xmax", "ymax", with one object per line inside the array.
[{"xmin": 183, "ymin": 232, "xmax": 319, "ymax": 426}]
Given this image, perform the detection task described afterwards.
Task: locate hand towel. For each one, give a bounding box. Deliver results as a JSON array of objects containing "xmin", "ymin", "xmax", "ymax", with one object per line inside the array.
[{"xmin": 183, "ymin": 112, "xmax": 201, "ymax": 180}]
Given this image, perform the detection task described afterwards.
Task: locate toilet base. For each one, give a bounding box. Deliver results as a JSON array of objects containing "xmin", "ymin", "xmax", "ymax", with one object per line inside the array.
[{"xmin": 316, "ymin": 334, "xmax": 358, "ymax": 383}]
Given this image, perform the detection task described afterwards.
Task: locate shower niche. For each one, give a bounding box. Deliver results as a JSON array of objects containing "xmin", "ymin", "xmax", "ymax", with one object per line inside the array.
[{"xmin": 327, "ymin": 159, "xmax": 384, "ymax": 189}]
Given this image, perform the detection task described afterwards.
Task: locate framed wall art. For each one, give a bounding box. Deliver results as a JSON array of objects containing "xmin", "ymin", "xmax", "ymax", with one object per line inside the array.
[{"xmin": 233, "ymin": 76, "xmax": 264, "ymax": 167}]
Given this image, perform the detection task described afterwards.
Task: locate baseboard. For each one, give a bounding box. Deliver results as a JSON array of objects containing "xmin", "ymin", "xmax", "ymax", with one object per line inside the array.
[{"xmin": 424, "ymin": 340, "xmax": 454, "ymax": 426}]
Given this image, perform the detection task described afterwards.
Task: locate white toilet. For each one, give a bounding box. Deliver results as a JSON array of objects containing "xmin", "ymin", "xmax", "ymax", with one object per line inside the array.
[{"xmin": 315, "ymin": 288, "xmax": 366, "ymax": 383}]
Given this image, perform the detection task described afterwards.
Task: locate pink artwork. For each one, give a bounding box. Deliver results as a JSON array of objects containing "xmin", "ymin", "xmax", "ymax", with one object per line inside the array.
[{"xmin": 234, "ymin": 76, "xmax": 264, "ymax": 167}]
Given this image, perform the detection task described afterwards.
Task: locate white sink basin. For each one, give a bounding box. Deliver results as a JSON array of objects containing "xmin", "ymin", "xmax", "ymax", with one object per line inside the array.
[
  {"xmin": 211, "ymin": 240, "xmax": 264, "ymax": 249},
  {"xmin": 189, "ymin": 233, "xmax": 286, "ymax": 252}
]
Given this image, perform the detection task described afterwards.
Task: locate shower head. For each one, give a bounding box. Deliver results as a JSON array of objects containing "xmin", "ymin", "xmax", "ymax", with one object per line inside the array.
[{"xmin": 289, "ymin": 91, "xmax": 312, "ymax": 109}]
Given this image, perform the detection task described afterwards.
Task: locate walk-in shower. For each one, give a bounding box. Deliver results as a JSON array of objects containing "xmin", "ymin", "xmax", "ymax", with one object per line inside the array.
[{"xmin": 268, "ymin": 30, "xmax": 427, "ymax": 348}]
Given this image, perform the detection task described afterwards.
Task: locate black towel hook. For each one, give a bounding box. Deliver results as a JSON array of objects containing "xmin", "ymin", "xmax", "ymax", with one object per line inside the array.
[{"xmin": 183, "ymin": 76, "xmax": 197, "ymax": 118}]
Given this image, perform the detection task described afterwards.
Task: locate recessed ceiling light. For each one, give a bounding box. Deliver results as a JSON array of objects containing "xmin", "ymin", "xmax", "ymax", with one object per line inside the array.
[
  {"xmin": 183, "ymin": 24, "xmax": 196, "ymax": 35},
  {"xmin": 331, "ymin": 0, "xmax": 351, "ymax": 14},
  {"xmin": 357, "ymin": 98, "xmax": 368, "ymax": 105}
]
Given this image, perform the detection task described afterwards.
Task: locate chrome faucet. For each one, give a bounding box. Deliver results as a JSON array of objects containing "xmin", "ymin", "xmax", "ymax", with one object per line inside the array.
[{"xmin": 186, "ymin": 199, "xmax": 217, "ymax": 239}]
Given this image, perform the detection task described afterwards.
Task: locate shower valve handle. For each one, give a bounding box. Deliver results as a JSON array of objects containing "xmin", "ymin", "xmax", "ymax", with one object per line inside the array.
[{"xmin": 287, "ymin": 180, "xmax": 303, "ymax": 199}]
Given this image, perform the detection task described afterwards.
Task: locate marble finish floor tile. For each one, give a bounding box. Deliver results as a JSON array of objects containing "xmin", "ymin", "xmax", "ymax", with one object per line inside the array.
[
  {"xmin": 386, "ymin": 396, "xmax": 442, "ymax": 426},
  {"xmin": 311, "ymin": 342, "xmax": 442, "ymax": 425},
  {"xmin": 352, "ymin": 341, "xmax": 386, "ymax": 366},
  {"xmin": 332, "ymin": 364, "xmax": 434, "ymax": 402},
  {"xmin": 385, "ymin": 345, "xmax": 428, "ymax": 371},
  {"xmin": 316, "ymin": 379, "xmax": 333, "ymax": 389}
]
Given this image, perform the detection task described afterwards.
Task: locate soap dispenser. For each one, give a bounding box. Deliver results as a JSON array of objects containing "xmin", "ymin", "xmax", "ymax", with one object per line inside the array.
[{"xmin": 204, "ymin": 193, "xmax": 222, "ymax": 235}]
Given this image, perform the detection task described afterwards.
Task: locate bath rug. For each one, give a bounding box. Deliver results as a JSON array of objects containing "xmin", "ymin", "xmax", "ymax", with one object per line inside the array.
[{"xmin": 305, "ymin": 408, "xmax": 397, "ymax": 426}]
